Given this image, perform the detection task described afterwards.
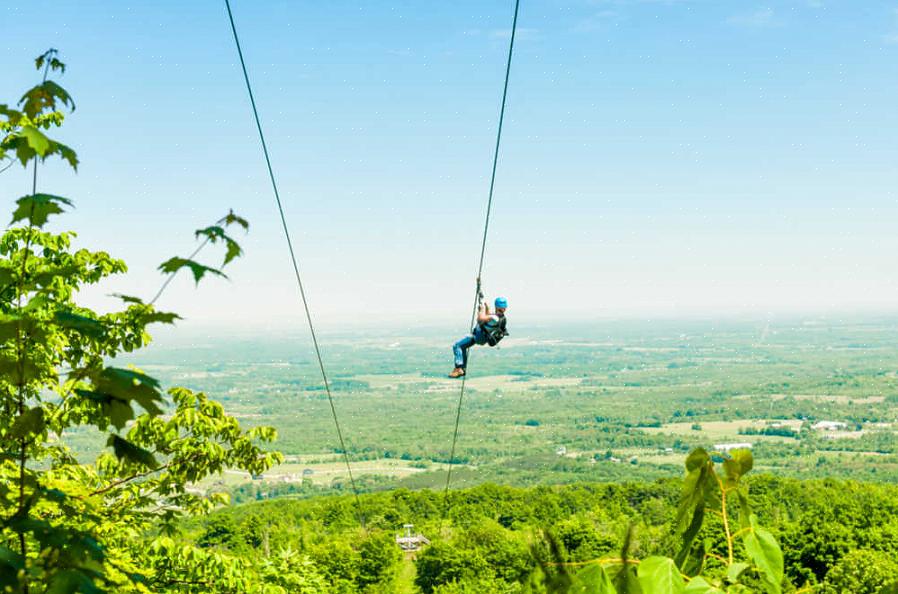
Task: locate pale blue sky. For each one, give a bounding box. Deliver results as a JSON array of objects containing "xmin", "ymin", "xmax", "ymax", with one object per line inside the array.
[{"xmin": 4, "ymin": 1, "xmax": 898, "ymax": 332}]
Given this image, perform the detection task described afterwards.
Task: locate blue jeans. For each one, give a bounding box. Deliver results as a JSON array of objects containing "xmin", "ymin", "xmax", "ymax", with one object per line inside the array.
[{"xmin": 453, "ymin": 327, "xmax": 487, "ymax": 368}]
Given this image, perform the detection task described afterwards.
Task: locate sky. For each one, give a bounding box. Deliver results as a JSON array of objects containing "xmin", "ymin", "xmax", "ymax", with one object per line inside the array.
[{"xmin": 5, "ymin": 0, "xmax": 898, "ymax": 334}]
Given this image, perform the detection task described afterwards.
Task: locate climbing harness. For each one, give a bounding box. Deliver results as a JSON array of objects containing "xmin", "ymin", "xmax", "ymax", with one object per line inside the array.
[
  {"xmin": 223, "ymin": 0, "xmax": 367, "ymax": 532},
  {"xmin": 480, "ymin": 316, "xmax": 509, "ymax": 347},
  {"xmin": 443, "ymin": 0, "xmax": 522, "ymax": 519}
]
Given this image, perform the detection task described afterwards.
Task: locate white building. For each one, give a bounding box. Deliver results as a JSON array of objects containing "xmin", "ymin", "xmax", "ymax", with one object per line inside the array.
[
  {"xmin": 811, "ymin": 421, "xmax": 847, "ymax": 431},
  {"xmin": 713, "ymin": 443, "xmax": 752, "ymax": 453}
]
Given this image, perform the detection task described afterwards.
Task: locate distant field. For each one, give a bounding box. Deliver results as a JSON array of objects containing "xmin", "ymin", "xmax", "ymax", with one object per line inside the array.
[
  {"xmin": 199, "ymin": 459, "xmax": 429, "ymax": 490},
  {"xmin": 640, "ymin": 419, "xmax": 804, "ymax": 442},
  {"xmin": 118, "ymin": 318, "xmax": 898, "ymax": 498}
]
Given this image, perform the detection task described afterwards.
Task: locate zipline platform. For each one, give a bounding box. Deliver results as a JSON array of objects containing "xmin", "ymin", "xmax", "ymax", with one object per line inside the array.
[{"xmin": 396, "ymin": 524, "xmax": 430, "ymax": 552}]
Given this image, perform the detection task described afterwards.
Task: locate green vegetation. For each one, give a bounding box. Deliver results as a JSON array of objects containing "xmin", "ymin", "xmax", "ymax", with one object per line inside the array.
[
  {"xmin": 121, "ymin": 317, "xmax": 898, "ymax": 499},
  {"xmin": 0, "ymin": 50, "xmax": 287, "ymax": 592},
  {"xmin": 186, "ymin": 455, "xmax": 898, "ymax": 593}
]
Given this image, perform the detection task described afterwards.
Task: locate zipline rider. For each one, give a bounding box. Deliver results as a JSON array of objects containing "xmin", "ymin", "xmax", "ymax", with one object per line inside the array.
[{"xmin": 449, "ymin": 296, "xmax": 509, "ymax": 378}]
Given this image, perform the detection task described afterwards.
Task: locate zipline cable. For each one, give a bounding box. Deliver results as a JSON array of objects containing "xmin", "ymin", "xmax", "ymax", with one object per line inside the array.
[
  {"xmin": 443, "ymin": 0, "xmax": 521, "ymax": 520},
  {"xmin": 223, "ymin": 0, "xmax": 367, "ymax": 532}
]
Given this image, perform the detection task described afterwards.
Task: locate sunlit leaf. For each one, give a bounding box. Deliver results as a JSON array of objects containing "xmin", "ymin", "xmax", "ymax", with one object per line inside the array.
[
  {"xmin": 20, "ymin": 125, "xmax": 50, "ymax": 156},
  {"xmin": 726, "ymin": 562, "xmax": 750, "ymax": 583},
  {"xmin": 676, "ymin": 448, "xmax": 713, "ymax": 567},
  {"xmin": 723, "ymin": 449, "xmax": 753, "ymax": 484},
  {"xmin": 571, "ymin": 563, "xmax": 616, "ymax": 593},
  {"xmin": 637, "ymin": 557, "xmax": 685, "ymax": 594},
  {"xmin": 743, "ymin": 515, "xmax": 783, "ymax": 594}
]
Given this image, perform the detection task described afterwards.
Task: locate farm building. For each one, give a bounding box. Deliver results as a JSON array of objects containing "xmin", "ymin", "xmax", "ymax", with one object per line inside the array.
[{"xmin": 713, "ymin": 443, "xmax": 752, "ymax": 453}]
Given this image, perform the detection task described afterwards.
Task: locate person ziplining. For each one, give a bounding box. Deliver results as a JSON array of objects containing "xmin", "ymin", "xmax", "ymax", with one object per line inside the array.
[
  {"xmin": 449, "ymin": 294, "xmax": 509, "ymax": 378},
  {"xmin": 441, "ymin": 0, "xmax": 520, "ymax": 518}
]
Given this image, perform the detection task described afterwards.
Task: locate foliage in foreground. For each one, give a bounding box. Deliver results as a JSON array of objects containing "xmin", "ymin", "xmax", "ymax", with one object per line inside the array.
[
  {"xmin": 0, "ymin": 50, "xmax": 297, "ymax": 592},
  {"xmin": 193, "ymin": 454, "xmax": 898, "ymax": 593},
  {"xmin": 528, "ymin": 448, "xmax": 782, "ymax": 593}
]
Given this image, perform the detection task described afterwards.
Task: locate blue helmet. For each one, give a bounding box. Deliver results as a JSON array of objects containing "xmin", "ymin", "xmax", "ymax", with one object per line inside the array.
[{"xmin": 494, "ymin": 297, "xmax": 508, "ymax": 309}]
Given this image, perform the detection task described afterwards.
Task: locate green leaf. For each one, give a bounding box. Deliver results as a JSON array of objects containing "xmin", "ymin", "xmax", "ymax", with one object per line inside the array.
[
  {"xmin": 614, "ymin": 564, "xmax": 643, "ymax": 594},
  {"xmin": 34, "ymin": 49, "xmax": 64, "ymax": 75},
  {"xmin": 138, "ymin": 310, "xmax": 181, "ymax": 325},
  {"xmin": 158, "ymin": 257, "xmax": 227, "ymax": 284},
  {"xmin": 726, "ymin": 562, "xmax": 750, "ymax": 583},
  {"xmin": 676, "ymin": 448, "xmax": 713, "ymax": 567},
  {"xmin": 0, "ymin": 315, "xmax": 23, "ymax": 343},
  {"xmin": 571, "ymin": 563, "xmax": 617, "ymax": 593},
  {"xmin": 734, "ymin": 487, "xmax": 752, "ymax": 530},
  {"xmin": 20, "ymin": 125, "xmax": 50, "ymax": 156},
  {"xmin": 684, "ymin": 448, "xmax": 710, "ymax": 472},
  {"xmin": 223, "ymin": 209, "xmax": 249, "ymax": 231},
  {"xmin": 731, "ymin": 448, "xmax": 753, "ymax": 474},
  {"xmin": 75, "ymin": 389, "xmax": 135, "ymax": 431},
  {"xmin": 0, "ymin": 544, "xmax": 24, "ymax": 572},
  {"xmin": 11, "ymin": 193, "xmax": 73, "ymax": 227},
  {"xmin": 684, "ymin": 576, "xmax": 724, "ymax": 593},
  {"xmin": 22, "ymin": 294, "xmax": 49, "ymax": 313},
  {"xmin": 54, "ymin": 311, "xmax": 105, "ymax": 338},
  {"xmin": 96, "ymin": 367, "xmax": 164, "ymax": 417},
  {"xmin": 111, "ymin": 293, "xmax": 144, "ymax": 304},
  {"xmin": 45, "ymin": 569, "xmax": 102, "ymax": 594},
  {"xmin": 195, "ymin": 225, "xmax": 243, "ymax": 265},
  {"xmin": 723, "ymin": 449, "xmax": 753, "ymax": 483},
  {"xmin": 743, "ymin": 515, "xmax": 783, "ymax": 594},
  {"xmin": 10, "ymin": 407, "xmax": 45, "ymax": 439},
  {"xmin": 77, "ymin": 367, "xmax": 164, "ymax": 430},
  {"xmin": 107, "ymin": 434, "xmax": 158, "ymax": 469},
  {"xmin": 195, "ymin": 225, "xmax": 225, "ymax": 241},
  {"xmin": 637, "ymin": 557, "xmax": 685, "ymax": 594},
  {"xmin": 0, "ymin": 353, "xmax": 43, "ymax": 384},
  {"xmin": 54, "ymin": 140, "xmax": 79, "ymax": 169},
  {"xmin": 0, "ymin": 104, "xmax": 24, "ymax": 125},
  {"xmin": 19, "ymin": 79, "xmax": 76, "ymax": 119},
  {"xmin": 222, "ymin": 237, "xmax": 242, "ymax": 265}
]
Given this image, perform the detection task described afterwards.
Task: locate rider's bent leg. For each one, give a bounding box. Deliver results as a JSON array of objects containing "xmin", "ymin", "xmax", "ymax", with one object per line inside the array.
[{"xmin": 453, "ymin": 334, "xmax": 476, "ymax": 369}]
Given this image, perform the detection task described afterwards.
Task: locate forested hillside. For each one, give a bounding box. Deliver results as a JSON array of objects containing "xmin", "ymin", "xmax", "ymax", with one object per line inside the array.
[{"xmin": 188, "ymin": 472, "xmax": 898, "ymax": 593}]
